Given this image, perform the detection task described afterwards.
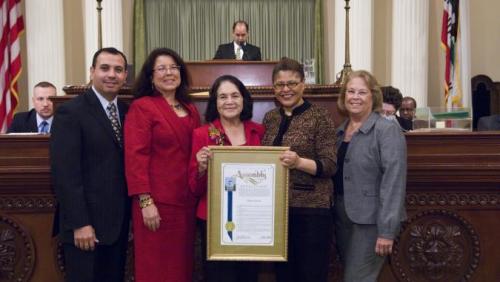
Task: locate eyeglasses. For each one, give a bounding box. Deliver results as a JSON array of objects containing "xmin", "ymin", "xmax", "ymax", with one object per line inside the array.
[
  {"xmin": 382, "ymin": 109, "xmax": 396, "ymax": 116},
  {"xmin": 153, "ymin": 65, "xmax": 181, "ymax": 74},
  {"xmin": 346, "ymin": 89, "xmax": 370, "ymax": 97},
  {"xmin": 273, "ymin": 81, "xmax": 301, "ymax": 90}
]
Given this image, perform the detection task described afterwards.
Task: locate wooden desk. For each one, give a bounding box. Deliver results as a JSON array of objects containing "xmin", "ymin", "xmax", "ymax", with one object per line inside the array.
[
  {"xmin": 57, "ymin": 84, "xmax": 341, "ymax": 125},
  {"xmin": 10, "ymin": 62, "xmax": 500, "ymax": 280},
  {"xmin": 380, "ymin": 131, "xmax": 500, "ymax": 282},
  {"xmin": 0, "ymin": 135, "xmax": 60, "ymax": 282},
  {"xmin": 186, "ymin": 61, "xmax": 278, "ymax": 87},
  {"xmin": 1, "ymin": 131, "xmax": 499, "ymax": 281}
]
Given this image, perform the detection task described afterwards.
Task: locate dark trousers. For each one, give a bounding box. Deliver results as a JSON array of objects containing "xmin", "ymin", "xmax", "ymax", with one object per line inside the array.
[
  {"xmin": 334, "ymin": 196, "xmax": 385, "ymax": 282},
  {"xmin": 63, "ymin": 223, "xmax": 129, "ymax": 282},
  {"xmin": 275, "ymin": 212, "xmax": 333, "ymax": 282},
  {"xmin": 199, "ymin": 220, "xmax": 259, "ymax": 282}
]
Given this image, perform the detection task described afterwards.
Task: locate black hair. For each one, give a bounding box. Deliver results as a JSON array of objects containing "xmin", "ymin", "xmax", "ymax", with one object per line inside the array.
[
  {"xmin": 91, "ymin": 47, "xmax": 127, "ymax": 68},
  {"xmin": 381, "ymin": 86, "xmax": 403, "ymax": 111},
  {"xmin": 272, "ymin": 57, "xmax": 305, "ymax": 82},
  {"xmin": 205, "ymin": 75, "xmax": 253, "ymax": 122},
  {"xmin": 132, "ymin": 48, "xmax": 191, "ymax": 104}
]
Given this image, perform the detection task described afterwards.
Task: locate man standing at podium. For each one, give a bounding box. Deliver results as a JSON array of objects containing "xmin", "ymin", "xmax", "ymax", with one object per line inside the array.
[
  {"xmin": 51, "ymin": 47, "xmax": 130, "ymax": 282},
  {"xmin": 213, "ymin": 20, "xmax": 262, "ymax": 61},
  {"xmin": 7, "ymin": 81, "xmax": 56, "ymax": 133}
]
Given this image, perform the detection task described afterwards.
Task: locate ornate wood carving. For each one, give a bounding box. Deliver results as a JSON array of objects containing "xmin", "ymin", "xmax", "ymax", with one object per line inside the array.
[
  {"xmin": 55, "ymin": 241, "xmax": 64, "ymax": 275},
  {"xmin": 0, "ymin": 196, "xmax": 55, "ymax": 211},
  {"xmin": 391, "ymin": 210, "xmax": 480, "ymax": 281},
  {"xmin": 0, "ymin": 215, "xmax": 35, "ymax": 282},
  {"xmin": 406, "ymin": 192, "xmax": 499, "ymax": 207}
]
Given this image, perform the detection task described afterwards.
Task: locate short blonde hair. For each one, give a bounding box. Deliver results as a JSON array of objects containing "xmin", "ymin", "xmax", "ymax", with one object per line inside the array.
[{"xmin": 337, "ymin": 70, "xmax": 383, "ymax": 117}]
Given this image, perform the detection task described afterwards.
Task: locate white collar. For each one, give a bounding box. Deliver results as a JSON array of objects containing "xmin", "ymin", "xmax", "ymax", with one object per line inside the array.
[
  {"xmin": 36, "ymin": 113, "xmax": 53, "ymax": 127},
  {"xmin": 92, "ymin": 85, "xmax": 118, "ymax": 113}
]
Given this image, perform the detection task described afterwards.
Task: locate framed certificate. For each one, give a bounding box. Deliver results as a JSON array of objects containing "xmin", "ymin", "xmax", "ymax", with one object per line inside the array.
[{"xmin": 207, "ymin": 146, "xmax": 289, "ymax": 261}]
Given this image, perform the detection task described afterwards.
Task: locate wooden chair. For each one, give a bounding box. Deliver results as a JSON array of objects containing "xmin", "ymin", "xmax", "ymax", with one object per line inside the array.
[{"xmin": 471, "ymin": 74, "xmax": 500, "ymax": 129}]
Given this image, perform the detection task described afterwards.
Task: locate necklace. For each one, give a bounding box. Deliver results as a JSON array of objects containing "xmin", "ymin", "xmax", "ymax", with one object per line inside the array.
[{"xmin": 170, "ymin": 103, "xmax": 182, "ymax": 110}]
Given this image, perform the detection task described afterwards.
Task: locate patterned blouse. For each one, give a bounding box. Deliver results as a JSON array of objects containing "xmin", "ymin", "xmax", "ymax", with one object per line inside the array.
[{"xmin": 261, "ymin": 101, "xmax": 337, "ymax": 212}]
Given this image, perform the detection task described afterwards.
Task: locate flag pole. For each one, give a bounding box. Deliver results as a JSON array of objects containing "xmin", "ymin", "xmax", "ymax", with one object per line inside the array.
[
  {"xmin": 97, "ymin": 0, "xmax": 103, "ymax": 49},
  {"xmin": 335, "ymin": 0, "xmax": 352, "ymax": 86}
]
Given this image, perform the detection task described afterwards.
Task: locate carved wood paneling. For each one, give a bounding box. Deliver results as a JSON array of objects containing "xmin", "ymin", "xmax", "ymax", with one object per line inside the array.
[
  {"xmin": 0, "ymin": 215, "xmax": 35, "ymax": 282},
  {"xmin": 392, "ymin": 210, "xmax": 480, "ymax": 282},
  {"xmin": 0, "ymin": 196, "xmax": 55, "ymax": 211},
  {"xmin": 406, "ymin": 192, "xmax": 499, "ymax": 208}
]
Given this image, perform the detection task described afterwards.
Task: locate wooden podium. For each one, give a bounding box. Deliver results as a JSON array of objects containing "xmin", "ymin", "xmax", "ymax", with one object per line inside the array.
[{"xmin": 186, "ymin": 60, "xmax": 277, "ymax": 88}]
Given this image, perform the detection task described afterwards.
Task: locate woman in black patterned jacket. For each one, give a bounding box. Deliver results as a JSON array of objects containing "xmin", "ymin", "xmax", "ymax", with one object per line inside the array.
[{"xmin": 261, "ymin": 57, "xmax": 337, "ymax": 282}]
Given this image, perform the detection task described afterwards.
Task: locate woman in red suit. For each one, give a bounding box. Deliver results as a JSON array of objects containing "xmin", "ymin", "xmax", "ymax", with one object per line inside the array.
[
  {"xmin": 124, "ymin": 48, "xmax": 200, "ymax": 282},
  {"xmin": 189, "ymin": 75, "xmax": 264, "ymax": 282}
]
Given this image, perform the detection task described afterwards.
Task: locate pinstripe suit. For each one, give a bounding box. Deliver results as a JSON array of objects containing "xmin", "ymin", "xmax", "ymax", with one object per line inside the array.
[{"xmin": 50, "ymin": 89, "xmax": 130, "ymax": 281}]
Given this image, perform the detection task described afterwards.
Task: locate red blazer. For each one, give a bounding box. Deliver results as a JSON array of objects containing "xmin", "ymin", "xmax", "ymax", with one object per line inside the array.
[
  {"xmin": 125, "ymin": 95, "xmax": 200, "ymax": 206},
  {"xmin": 189, "ymin": 119, "xmax": 264, "ymax": 219}
]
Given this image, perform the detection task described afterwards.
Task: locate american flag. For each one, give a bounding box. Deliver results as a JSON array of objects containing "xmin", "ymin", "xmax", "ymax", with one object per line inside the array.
[{"xmin": 0, "ymin": 0, "xmax": 24, "ymax": 133}]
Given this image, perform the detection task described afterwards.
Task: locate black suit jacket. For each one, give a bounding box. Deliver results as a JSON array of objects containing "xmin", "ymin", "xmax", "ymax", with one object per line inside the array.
[
  {"xmin": 396, "ymin": 115, "xmax": 413, "ymax": 131},
  {"xmin": 7, "ymin": 109, "xmax": 38, "ymax": 133},
  {"xmin": 477, "ymin": 114, "xmax": 500, "ymax": 131},
  {"xmin": 50, "ymin": 89, "xmax": 130, "ymax": 245},
  {"xmin": 213, "ymin": 42, "xmax": 262, "ymax": 61}
]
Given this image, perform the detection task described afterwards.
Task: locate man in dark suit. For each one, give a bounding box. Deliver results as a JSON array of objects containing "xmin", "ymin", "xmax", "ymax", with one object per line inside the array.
[
  {"xmin": 477, "ymin": 114, "xmax": 500, "ymax": 131},
  {"xmin": 50, "ymin": 47, "xmax": 130, "ymax": 282},
  {"xmin": 213, "ymin": 20, "xmax": 262, "ymax": 61},
  {"xmin": 7, "ymin": 81, "xmax": 56, "ymax": 133}
]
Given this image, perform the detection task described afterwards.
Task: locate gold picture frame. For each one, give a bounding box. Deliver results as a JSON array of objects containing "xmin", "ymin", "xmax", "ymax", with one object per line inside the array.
[{"xmin": 207, "ymin": 146, "xmax": 289, "ymax": 261}]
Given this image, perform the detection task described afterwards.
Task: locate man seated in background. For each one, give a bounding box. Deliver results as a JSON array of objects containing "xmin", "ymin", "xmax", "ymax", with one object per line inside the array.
[
  {"xmin": 381, "ymin": 86, "xmax": 412, "ymax": 131},
  {"xmin": 400, "ymin": 96, "xmax": 417, "ymax": 122},
  {"xmin": 7, "ymin": 81, "xmax": 57, "ymax": 133},
  {"xmin": 213, "ymin": 20, "xmax": 262, "ymax": 61}
]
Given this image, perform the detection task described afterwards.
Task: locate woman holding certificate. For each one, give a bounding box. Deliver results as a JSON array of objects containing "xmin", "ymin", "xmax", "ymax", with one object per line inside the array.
[
  {"xmin": 261, "ymin": 57, "xmax": 337, "ymax": 282},
  {"xmin": 125, "ymin": 48, "xmax": 200, "ymax": 282},
  {"xmin": 189, "ymin": 75, "xmax": 264, "ymax": 282},
  {"xmin": 333, "ymin": 70, "xmax": 406, "ymax": 281}
]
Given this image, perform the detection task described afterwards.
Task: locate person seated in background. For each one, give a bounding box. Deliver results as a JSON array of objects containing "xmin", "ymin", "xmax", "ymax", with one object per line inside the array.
[
  {"xmin": 477, "ymin": 114, "xmax": 500, "ymax": 131},
  {"xmin": 381, "ymin": 86, "xmax": 412, "ymax": 131},
  {"xmin": 7, "ymin": 81, "xmax": 57, "ymax": 133},
  {"xmin": 400, "ymin": 96, "xmax": 417, "ymax": 121},
  {"xmin": 213, "ymin": 20, "xmax": 262, "ymax": 61}
]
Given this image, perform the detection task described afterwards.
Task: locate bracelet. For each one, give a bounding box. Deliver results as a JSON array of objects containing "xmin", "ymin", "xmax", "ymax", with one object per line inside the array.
[{"xmin": 139, "ymin": 196, "xmax": 154, "ymax": 209}]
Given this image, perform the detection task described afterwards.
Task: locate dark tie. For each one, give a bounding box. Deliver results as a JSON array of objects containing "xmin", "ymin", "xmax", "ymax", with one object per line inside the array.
[
  {"xmin": 107, "ymin": 103, "xmax": 122, "ymax": 146},
  {"xmin": 40, "ymin": 121, "xmax": 49, "ymax": 134}
]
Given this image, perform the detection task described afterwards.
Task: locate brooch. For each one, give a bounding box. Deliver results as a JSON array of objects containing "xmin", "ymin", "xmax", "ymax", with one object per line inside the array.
[{"xmin": 208, "ymin": 124, "xmax": 225, "ymax": 146}]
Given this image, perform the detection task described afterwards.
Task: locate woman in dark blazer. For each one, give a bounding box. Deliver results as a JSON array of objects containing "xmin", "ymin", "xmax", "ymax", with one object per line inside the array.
[
  {"xmin": 333, "ymin": 70, "xmax": 407, "ymax": 281},
  {"xmin": 124, "ymin": 48, "xmax": 200, "ymax": 282}
]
